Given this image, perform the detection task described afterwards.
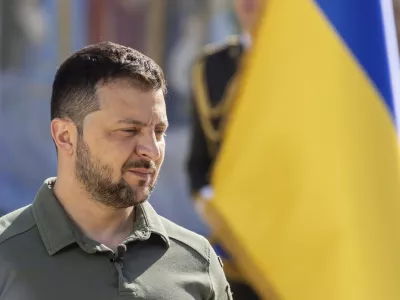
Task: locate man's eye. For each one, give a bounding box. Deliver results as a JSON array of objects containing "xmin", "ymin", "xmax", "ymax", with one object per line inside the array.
[
  {"xmin": 155, "ymin": 130, "xmax": 167, "ymax": 137},
  {"xmin": 121, "ymin": 129, "xmax": 138, "ymax": 134}
]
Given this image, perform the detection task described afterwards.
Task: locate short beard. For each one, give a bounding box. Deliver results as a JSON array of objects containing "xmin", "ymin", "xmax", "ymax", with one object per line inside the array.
[{"xmin": 74, "ymin": 135, "xmax": 154, "ymax": 209}]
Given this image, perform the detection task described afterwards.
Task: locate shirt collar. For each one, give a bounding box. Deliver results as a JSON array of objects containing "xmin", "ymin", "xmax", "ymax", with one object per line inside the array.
[{"xmin": 32, "ymin": 177, "xmax": 170, "ymax": 256}]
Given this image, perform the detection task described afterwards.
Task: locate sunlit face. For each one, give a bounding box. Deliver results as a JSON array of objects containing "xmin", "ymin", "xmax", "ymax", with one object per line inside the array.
[
  {"xmin": 75, "ymin": 80, "xmax": 167, "ymax": 208},
  {"xmin": 233, "ymin": 0, "xmax": 264, "ymax": 33}
]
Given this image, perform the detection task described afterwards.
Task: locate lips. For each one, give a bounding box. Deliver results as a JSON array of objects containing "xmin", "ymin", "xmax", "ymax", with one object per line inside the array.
[
  {"xmin": 128, "ymin": 168, "xmax": 153, "ymax": 174},
  {"xmin": 126, "ymin": 169, "xmax": 153, "ymax": 180}
]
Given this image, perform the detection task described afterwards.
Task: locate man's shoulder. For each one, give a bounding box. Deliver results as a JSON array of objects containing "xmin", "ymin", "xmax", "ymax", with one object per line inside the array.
[
  {"xmin": 0, "ymin": 205, "xmax": 36, "ymax": 247},
  {"xmin": 159, "ymin": 216, "xmax": 211, "ymax": 263}
]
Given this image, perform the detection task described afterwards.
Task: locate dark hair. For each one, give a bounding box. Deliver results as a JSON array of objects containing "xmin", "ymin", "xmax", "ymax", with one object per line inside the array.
[{"xmin": 50, "ymin": 41, "xmax": 166, "ymax": 134}]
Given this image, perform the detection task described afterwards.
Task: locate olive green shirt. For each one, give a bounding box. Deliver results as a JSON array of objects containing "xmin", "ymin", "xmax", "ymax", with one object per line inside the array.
[{"xmin": 0, "ymin": 178, "xmax": 232, "ymax": 300}]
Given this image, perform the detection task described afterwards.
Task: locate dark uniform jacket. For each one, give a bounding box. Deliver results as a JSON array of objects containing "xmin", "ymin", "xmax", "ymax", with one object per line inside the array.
[
  {"xmin": 186, "ymin": 37, "xmax": 261, "ymax": 300},
  {"xmin": 187, "ymin": 36, "xmax": 244, "ymax": 195}
]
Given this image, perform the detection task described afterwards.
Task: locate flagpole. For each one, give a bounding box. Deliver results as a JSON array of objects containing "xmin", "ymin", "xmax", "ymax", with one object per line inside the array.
[{"xmin": 381, "ymin": 0, "xmax": 400, "ymax": 133}]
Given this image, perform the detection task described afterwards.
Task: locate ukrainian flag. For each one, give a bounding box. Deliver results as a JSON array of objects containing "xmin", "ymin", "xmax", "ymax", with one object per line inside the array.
[{"xmin": 206, "ymin": 0, "xmax": 400, "ymax": 299}]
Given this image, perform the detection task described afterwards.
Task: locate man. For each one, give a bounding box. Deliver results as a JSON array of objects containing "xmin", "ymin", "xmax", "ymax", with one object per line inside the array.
[
  {"xmin": 186, "ymin": 0, "xmax": 264, "ymax": 299},
  {"xmin": 0, "ymin": 42, "xmax": 231, "ymax": 300}
]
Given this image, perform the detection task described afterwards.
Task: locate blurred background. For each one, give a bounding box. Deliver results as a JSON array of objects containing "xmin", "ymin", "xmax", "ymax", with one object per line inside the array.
[
  {"xmin": 2, "ymin": 0, "xmax": 400, "ymax": 241},
  {"xmin": 0, "ymin": 0, "xmax": 244, "ymax": 234}
]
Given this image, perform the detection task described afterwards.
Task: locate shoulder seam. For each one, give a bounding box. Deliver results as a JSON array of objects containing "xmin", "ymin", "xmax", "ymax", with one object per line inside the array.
[
  {"xmin": 0, "ymin": 223, "xmax": 36, "ymax": 247},
  {"xmin": 206, "ymin": 239, "xmax": 214, "ymax": 299},
  {"xmin": 168, "ymin": 234, "xmax": 210, "ymax": 263},
  {"xmin": 159, "ymin": 216, "xmax": 211, "ymax": 263}
]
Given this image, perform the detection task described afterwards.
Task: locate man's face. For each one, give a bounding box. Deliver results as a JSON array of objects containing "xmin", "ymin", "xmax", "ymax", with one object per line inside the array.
[
  {"xmin": 75, "ymin": 80, "xmax": 167, "ymax": 208},
  {"xmin": 234, "ymin": 0, "xmax": 264, "ymax": 33}
]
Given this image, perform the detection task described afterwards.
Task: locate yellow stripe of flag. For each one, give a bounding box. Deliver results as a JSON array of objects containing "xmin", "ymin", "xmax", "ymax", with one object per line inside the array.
[{"xmin": 206, "ymin": 0, "xmax": 400, "ymax": 299}]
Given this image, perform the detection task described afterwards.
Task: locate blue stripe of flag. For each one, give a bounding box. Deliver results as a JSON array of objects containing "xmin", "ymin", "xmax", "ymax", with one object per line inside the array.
[{"xmin": 314, "ymin": 0, "xmax": 395, "ymax": 121}]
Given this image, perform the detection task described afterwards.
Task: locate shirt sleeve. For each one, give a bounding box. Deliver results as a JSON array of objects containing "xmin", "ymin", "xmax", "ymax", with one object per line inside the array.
[{"xmin": 208, "ymin": 243, "xmax": 233, "ymax": 300}]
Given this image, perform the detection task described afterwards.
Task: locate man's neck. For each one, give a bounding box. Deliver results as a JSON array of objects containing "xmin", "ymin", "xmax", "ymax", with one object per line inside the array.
[{"xmin": 53, "ymin": 174, "xmax": 135, "ymax": 250}]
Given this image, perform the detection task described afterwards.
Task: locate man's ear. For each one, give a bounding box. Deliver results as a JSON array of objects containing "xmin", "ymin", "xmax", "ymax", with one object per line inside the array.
[{"xmin": 50, "ymin": 118, "xmax": 76, "ymax": 155}]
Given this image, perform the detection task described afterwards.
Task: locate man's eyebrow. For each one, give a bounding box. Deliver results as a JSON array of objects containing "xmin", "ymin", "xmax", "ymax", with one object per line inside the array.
[
  {"xmin": 158, "ymin": 120, "xmax": 169, "ymax": 128},
  {"xmin": 116, "ymin": 118, "xmax": 146, "ymax": 126},
  {"xmin": 116, "ymin": 118, "xmax": 169, "ymax": 127}
]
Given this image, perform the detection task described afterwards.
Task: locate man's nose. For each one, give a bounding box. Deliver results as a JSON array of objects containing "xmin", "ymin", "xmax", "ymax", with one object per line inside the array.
[{"xmin": 135, "ymin": 133, "xmax": 161, "ymax": 161}]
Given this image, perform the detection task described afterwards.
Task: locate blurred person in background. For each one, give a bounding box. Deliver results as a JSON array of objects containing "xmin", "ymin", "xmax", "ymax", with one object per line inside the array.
[
  {"xmin": 394, "ymin": 0, "xmax": 400, "ymax": 53},
  {"xmin": 0, "ymin": 42, "xmax": 232, "ymax": 300},
  {"xmin": 186, "ymin": 0, "xmax": 264, "ymax": 299},
  {"xmin": 0, "ymin": 0, "xmax": 46, "ymax": 71},
  {"xmin": 0, "ymin": 0, "xmax": 49, "ymax": 217}
]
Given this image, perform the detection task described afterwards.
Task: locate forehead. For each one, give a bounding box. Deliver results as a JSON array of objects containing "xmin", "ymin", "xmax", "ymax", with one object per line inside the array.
[{"xmin": 95, "ymin": 81, "xmax": 167, "ymax": 124}]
